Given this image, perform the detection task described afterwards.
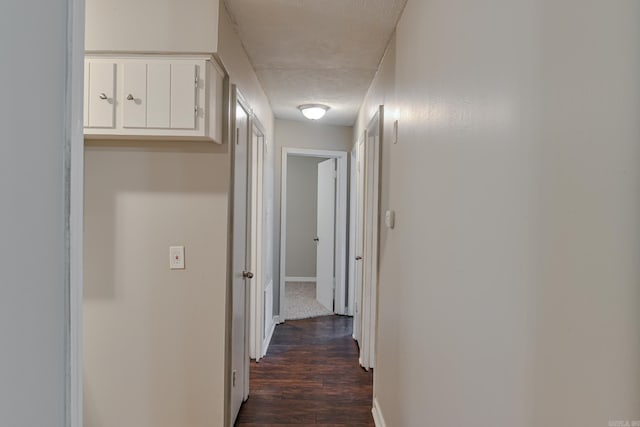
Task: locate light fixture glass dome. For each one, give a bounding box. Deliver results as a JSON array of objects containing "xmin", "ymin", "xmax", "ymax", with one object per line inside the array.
[{"xmin": 298, "ymin": 104, "xmax": 330, "ymax": 120}]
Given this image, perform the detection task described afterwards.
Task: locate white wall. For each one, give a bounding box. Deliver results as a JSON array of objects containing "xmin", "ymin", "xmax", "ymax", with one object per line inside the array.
[
  {"xmin": 217, "ymin": 8, "xmax": 276, "ymax": 404},
  {"xmin": 285, "ymin": 156, "xmax": 328, "ymax": 278},
  {"xmin": 83, "ymin": 3, "xmax": 274, "ymax": 426},
  {"xmin": 533, "ymin": 3, "xmax": 640, "ymax": 424},
  {"xmin": 84, "ymin": 142, "xmax": 229, "ymax": 427},
  {"xmin": 85, "ymin": 0, "xmax": 219, "ymax": 53},
  {"xmin": 357, "ymin": 1, "xmax": 640, "ymax": 426},
  {"xmin": 83, "ymin": 1, "xmax": 232, "ymax": 424},
  {"xmin": 218, "ymin": 3, "xmax": 275, "ymax": 294},
  {"xmin": 274, "ymin": 119, "xmax": 353, "ymax": 314},
  {"xmin": 0, "ymin": 0, "xmax": 79, "ymax": 425},
  {"xmin": 218, "ymin": 4, "xmax": 274, "ymax": 144}
]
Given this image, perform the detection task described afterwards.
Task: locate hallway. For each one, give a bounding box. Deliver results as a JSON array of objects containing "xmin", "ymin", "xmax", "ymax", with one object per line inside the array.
[{"xmin": 235, "ymin": 316, "xmax": 374, "ymax": 426}]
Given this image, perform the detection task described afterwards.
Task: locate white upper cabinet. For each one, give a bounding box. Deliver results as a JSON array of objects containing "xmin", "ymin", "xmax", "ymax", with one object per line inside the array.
[{"xmin": 84, "ymin": 54, "xmax": 225, "ymax": 143}]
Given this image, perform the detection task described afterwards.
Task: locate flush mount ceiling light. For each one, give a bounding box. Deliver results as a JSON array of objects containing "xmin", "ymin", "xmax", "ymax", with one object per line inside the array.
[{"xmin": 298, "ymin": 104, "xmax": 330, "ymax": 120}]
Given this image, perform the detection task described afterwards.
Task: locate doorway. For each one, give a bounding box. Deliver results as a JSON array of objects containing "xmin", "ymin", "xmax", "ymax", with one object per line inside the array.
[
  {"xmin": 229, "ymin": 86, "xmax": 252, "ymax": 424},
  {"xmin": 283, "ymin": 155, "xmax": 332, "ymax": 319},
  {"xmin": 279, "ymin": 148, "xmax": 349, "ymax": 322},
  {"xmin": 229, "ymin": 86, "xmax": 270, "ymax": 425}
]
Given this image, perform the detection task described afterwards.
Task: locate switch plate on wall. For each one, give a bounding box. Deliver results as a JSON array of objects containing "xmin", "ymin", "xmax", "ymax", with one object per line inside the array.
[
  {"xmin": 393, "ymin": 120, "xmax": 399, "ymax": 144},
  {"xmin": 385, "ymin": 210, "xmax": 395, "ymax": 229},
  {"xmin": 170, "ymin": 246, "xmax": 185, "ymax": 269}
]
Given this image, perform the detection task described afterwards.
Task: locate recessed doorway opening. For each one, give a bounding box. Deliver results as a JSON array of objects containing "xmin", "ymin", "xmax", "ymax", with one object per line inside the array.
[{"xmin": 279, "ymin": 148, "xmax": 350, "ymax": 322}]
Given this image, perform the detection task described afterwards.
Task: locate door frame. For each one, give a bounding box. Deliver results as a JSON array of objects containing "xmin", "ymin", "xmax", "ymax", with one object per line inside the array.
[
  {"xmin": 67, "ymin": 0, "xmax": 86, "ymax": 425},
  {"xmin": 279, "ymin": 148, "xmax": 349, "ymax": 319}
]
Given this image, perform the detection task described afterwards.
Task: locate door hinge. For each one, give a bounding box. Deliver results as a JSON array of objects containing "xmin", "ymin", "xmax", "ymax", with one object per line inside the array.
[
  {"xmin": 194, "ymin": 70, "xmax": 199, "ymax": 118},
  {"xmin": 232, "ymin": 370, "xmax": 236, "ymax": 387}
]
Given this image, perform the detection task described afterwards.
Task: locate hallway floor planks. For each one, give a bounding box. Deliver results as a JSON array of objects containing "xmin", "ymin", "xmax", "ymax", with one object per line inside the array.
[{"xmin": 235, "ymin": 315, "xmax": 374, "ymax": 426}]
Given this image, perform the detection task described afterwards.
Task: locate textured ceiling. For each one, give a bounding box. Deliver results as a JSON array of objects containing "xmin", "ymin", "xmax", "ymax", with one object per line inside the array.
[{"xmin": 224, "ymin": 0, "xmax": 407, "ymax": 126}]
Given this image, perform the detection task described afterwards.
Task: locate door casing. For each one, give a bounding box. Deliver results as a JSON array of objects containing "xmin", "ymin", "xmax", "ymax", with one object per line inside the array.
[
  {"xmin": 67, "ymin": 0, "xmax": 86, "ymax": 424},
  {"xmin": 279, "ymin": 148, "xmax": 349, "ymax": 320}
]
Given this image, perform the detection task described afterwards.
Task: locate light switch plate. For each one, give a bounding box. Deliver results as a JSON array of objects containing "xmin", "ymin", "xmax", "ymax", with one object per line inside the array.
[
  {"xmin": 393, "ymin": 120, "xmax": 399, "ymax": 144},
  {"xmin": 170, "ymin": 246, "xmax": 185, "ymax": 270},
  {"xmin": 385, "ymin": 210, "xmax": 395, "ymax": 229}
]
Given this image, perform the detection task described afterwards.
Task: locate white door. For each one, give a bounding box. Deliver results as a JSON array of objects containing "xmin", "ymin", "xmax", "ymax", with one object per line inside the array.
[
  {"xmin": 362, "ymin": 128, "xmax": 375, "ymax": 368},
  {"xmin": 316, "ymin": 158, "xmax": 336, "ymax": 312},
  {"xmin": 360, "ymin": 107, "xmax": 382, "ymax": 369},
  {"xmin": 249, "ymin": 123, "xmax": 265, "ymax": 362},
  {"xmin": 231, "ymin": 92, "xmax": 251, "ymax": 424},
  {"xmin": 353, "ymin": 137, "xmax": 366, "ymax": 345}
]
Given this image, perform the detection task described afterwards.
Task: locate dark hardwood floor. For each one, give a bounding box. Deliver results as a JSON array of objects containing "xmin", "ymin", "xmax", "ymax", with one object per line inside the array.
[{"xmin": 235, "ymin": 315, "xmax": 374, "ymax": 426}]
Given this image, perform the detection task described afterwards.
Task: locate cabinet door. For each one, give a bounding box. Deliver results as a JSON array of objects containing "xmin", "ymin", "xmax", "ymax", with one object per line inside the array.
[
  {"xmin": 87, "ymin": 62, "xmax": 116, "ymax": 128},
  {"xmin": 122, "ymin": 62, "xmax": 147, "ymax": 128},
  {"xmin": 147, "ymin": 63, "xmax": 171, "ymax": 129},
  {"xmin": 170, "ymin": 63, "xmax": 197, "ymax": 129}
]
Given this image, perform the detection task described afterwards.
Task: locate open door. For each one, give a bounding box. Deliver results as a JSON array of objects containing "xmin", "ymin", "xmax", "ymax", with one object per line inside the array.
[
  {"xmin": 316, "ymin": 158, "xmax": 336, "ymax": 312},
  {"xmin": 230, "ymin": 87, "xmax": 252, "ymax": 425}
]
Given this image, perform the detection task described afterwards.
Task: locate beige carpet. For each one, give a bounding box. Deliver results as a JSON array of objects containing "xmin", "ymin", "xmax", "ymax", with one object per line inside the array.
[{"xmin": 284, "ymin": 282, "xmax": 333, "ymax": 320}]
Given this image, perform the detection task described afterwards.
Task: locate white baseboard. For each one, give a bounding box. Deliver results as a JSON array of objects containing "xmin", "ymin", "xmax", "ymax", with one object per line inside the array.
[
  {"xmin": 372, "ymin": 397, "xmax": 387, "ymax": 427},
  {"xmin": 262, "ymin": 315, "xmax": 277, "ymax": 357},
  {"xmin": 285, "ymin": 276, "xmax": 316, "ymax": 283}
]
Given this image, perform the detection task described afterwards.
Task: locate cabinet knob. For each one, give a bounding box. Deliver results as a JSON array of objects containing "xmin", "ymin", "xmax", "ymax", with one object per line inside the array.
[
  {"xmin": 99, "ymin": 93, "xmax": 108, "ymax": 100},
  {"xmin": 126, "ymin": 94, "xmax": 134, "ymax": 101}
]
